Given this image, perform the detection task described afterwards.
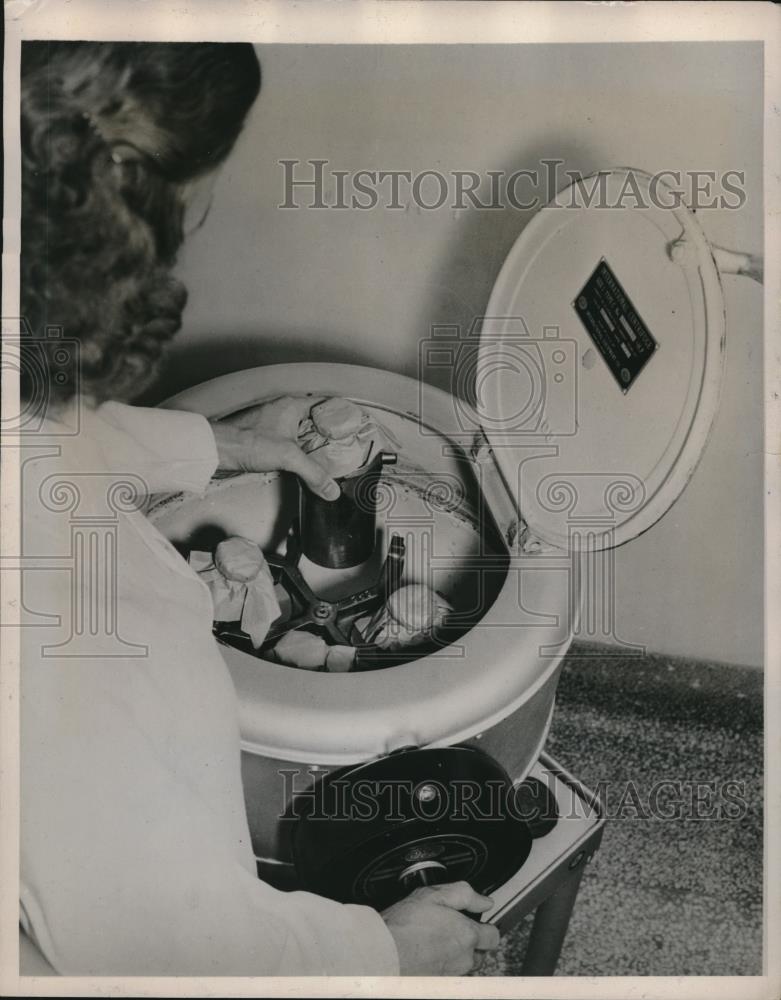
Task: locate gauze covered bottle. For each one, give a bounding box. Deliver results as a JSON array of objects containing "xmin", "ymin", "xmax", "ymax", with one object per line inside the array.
[
  {"xmin": 190, "ymin": 536, "xmax": 282, "ymax": 649},
  {"xmin": 362, "ymin": 583, "xmax": 452, "ymax": 650}
]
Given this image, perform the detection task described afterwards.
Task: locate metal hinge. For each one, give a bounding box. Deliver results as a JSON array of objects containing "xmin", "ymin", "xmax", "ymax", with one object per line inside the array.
[{"xmin": 515, "ymin": 517, "xmax": 559, "ymax": 555}]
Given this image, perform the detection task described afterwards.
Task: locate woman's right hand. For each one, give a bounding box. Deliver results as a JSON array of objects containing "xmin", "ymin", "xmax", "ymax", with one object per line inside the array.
[
  {"xmin": 209, "ymin": 396, "xmax": 340, "ymax": 501},
  {"xmin": 381, "ymin": 881, "xmax": 500, "ymax": 976}
]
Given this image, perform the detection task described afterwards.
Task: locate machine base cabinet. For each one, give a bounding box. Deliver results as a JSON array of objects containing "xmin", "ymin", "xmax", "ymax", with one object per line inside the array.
[{"xmin": 257, "ymin": 750, "xmax": 606, "ymax": 976}]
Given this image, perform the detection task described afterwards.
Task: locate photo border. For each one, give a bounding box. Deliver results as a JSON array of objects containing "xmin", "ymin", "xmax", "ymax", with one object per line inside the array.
[{"xmin": 2, "ymin": 3, "xmax": 778, "ymax": 998}]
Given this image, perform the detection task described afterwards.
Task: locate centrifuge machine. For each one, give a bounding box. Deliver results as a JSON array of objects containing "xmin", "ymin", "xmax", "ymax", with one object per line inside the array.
[{"xmin": 148, "ymin": 169, "xmax": 760, "ymax": 918}]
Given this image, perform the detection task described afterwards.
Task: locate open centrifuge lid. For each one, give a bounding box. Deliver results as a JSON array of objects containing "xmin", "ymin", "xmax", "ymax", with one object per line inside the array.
[{"xmin": 479, "ymin": 167, "xmax": 726, "ymax": 552}]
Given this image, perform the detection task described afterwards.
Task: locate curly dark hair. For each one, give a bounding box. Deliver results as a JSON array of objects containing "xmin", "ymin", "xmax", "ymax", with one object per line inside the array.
[{"xmin": 20, "ymin": 41, "xmax": 260, "ymax": 403}]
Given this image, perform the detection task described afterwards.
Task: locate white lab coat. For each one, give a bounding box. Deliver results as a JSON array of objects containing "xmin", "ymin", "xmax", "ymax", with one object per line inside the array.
[{"xmin": 19, "ymin": 399, "xmax": 399, "ymax": 976}]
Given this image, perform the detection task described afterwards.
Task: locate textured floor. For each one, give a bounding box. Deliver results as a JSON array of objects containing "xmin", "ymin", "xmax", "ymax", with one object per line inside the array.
[{"xmin": 480, "ymin": 642, "xmax": 764, "ymax": 977}]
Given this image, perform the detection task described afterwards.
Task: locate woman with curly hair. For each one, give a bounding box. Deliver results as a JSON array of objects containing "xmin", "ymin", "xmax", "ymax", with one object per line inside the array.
[{"xmin": 18, "ymin": 41, "xmax": 498, "ymax": 977}]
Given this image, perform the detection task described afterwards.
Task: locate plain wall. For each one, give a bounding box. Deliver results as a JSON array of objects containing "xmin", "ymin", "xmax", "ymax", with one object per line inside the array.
[{"xmin": 149, "ymin": 42, "xmax": 764, "ymax": 668}]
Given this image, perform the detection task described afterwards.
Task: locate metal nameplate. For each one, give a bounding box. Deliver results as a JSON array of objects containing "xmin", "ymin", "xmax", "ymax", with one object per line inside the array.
[{"xmin": 574, "ymin": 259, "xmax": 658, "ymax": 392}]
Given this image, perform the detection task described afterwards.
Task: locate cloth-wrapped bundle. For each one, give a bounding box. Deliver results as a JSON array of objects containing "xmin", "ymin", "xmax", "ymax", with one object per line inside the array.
[
  {"xmin": 362, "ymin": 584, "xmax": 452, "ymax": 650},
  {"xmin": 270, "ymin": 631, "xmax": 356, "ymax": 672},
  {"xmin": 298, "ymin": 397, "xmax": 399, "ymax": 480},
  {"xmin": 190, "ymin": 537, "xmax": 282, "ymax": 649}
]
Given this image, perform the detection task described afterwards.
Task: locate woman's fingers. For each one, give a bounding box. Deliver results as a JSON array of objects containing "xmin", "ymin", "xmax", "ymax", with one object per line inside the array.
[
  {"xmin": 226, "ymin": 395, "xmax": 326, "ymax": 438},
  {"xmin": 410, "ymin": 880, "xmax": 500, "ymax": 962},
  {"xmin": 473, "ymin": 922, "xmax": 501, "ymax": 951},
  {"xmin": 449, "ymin": 952, "xmax": 477, "ymax": 976},
  {"xmin": 382, "ymin": 881, "xmax": 501, "ymax": 976},
  {"xmin": 276, "ymin": 440, "xmax": 340, "ymax": 500},
  {"xmin": 210, "ymin": 418, "xmax": 341, "ymax": 500},
  {"xmin": 423, "ymin": 881, "xmax": 495, "ymax": 916}
]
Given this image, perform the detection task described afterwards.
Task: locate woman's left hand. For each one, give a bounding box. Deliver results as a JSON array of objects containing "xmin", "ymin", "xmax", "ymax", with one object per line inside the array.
[{"xmin": 210, "ymin": 396, "xmax": 340, "ymax": 501}]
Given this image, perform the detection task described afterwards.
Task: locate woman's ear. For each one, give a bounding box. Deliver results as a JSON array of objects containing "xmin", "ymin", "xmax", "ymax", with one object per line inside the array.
[{"xmin": 179, "ymin": 169, "xmax": 221, "ymax": 236}]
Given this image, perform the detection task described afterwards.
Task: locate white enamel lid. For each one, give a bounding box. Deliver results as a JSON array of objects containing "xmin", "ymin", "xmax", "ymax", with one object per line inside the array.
[{"xmin": 479, "ymin": 167, "xmax": 726, "ymax": 552}]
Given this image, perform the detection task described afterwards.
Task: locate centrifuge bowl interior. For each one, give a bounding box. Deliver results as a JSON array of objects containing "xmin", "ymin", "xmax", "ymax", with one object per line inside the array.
[{"xmin": 149, "ymin": 364, "xmax": 573, "ymax": 771}]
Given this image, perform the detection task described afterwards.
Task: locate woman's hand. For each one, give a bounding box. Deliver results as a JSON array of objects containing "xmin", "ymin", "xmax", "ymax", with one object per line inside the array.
[
  {"xmin": 210, "ymin": 396, "xmax": 340, "ymax": 501},
  {"xmin": 382, "ymin": 881, "xmax": 500, "ymax": 976}
]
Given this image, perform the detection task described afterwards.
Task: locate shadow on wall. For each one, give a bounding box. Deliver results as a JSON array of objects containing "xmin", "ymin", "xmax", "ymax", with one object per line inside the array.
[
  {"xmin": 141, "ymin": 330, "xmax": 388, "ymax": 405},
  {"xmin": 142, "ymin": 140, "xmax": 600, "ymax": 407},
  {"xmin": 424, "ymin": 139, "xmax": 599, "ymax": 408}
]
